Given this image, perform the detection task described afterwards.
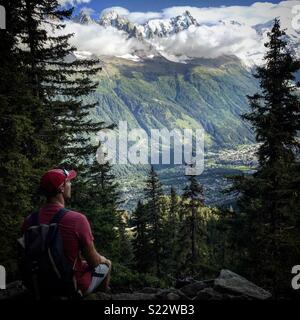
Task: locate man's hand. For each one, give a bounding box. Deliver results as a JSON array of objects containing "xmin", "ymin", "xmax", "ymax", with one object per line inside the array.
[{"xmin": 101, "ymin": 257, "xmax": 111, "ymax": 268}]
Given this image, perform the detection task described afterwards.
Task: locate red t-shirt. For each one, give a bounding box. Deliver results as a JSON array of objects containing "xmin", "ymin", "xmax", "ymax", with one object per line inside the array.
[{"xmin": 21, "ymin": 203, "xmax": 94, "ymax": 294}]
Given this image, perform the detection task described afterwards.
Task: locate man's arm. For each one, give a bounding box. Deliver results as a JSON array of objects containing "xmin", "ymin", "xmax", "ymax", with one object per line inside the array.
[{"xmin": 82, "ymin": 241, "xmax": 111, "ymax": 268}]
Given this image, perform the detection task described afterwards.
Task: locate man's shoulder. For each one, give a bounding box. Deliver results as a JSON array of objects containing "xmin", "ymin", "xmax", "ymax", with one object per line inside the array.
[{"xmin": 64, "ymin": 209, "xmax": 89, "ymax": 222}]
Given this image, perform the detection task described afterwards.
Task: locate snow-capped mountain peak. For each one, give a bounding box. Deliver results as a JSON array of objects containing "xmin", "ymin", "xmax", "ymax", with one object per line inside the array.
[
  {"xmin": 98, "ymin": 9, "xmax": 200, "ymax": 39},
  {"xmin": 73, "ymin": 10, "xmax": 95, "ymax": 25}
]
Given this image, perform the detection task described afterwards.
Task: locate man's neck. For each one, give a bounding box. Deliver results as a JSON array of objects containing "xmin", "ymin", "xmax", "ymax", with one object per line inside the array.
[{"xmin": 47, "ymin": 195, "xmax": 65, "ymax": 207}]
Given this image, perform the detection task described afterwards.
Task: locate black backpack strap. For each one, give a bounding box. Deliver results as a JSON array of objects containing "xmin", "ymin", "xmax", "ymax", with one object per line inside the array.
[
  {"xmin": 28, "ymin": 210, "xmax": 40, "ymax": 227},
  {"xmin": 50, "ymin": 208, "xmax": 70, "ymax": 224}
]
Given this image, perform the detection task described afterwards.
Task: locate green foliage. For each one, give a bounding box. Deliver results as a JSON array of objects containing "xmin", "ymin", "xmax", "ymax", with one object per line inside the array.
[
  {"xmin": 0, "ymin": 0, "xmax": 104, "ymax": 278},
  {"xmin": 110, "ymin": 262, "xmax": 165, "ymax": 291},
  {"xmin": 226, "ymin": 19, "xmax": 300, "ymax": 296},
  {"xmin": 131, "ymin": 167, "xmax": 226, "ymax": 285}
]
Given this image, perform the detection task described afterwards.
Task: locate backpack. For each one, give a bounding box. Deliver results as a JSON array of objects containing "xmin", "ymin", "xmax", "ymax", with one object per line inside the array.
[{"xmin": 17, "ymin": 207, "xmax": 82, "ymax": 300}]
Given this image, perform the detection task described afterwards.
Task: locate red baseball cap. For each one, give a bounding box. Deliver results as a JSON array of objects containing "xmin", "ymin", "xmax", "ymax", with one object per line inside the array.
[{"xmin": 40, "ymin": 168, "xmax": 77, "ymax": 193}]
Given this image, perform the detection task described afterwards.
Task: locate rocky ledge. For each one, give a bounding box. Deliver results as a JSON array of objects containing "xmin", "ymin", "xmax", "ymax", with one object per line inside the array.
[
  {"xmin": 0, "ymin": 269, "xmax": 271, "ymax": 301},
  {"xmin": 85, "ymin": 270, "xmax": 271, "ymax": 301}
]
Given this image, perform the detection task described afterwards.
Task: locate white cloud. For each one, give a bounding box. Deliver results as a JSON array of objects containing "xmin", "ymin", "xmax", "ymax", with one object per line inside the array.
[
  {"xmin": 126, "ymin": 12, "xmax": 162, "ymax": 24},
  {"xmin": 80, "ymin": 7, "xmax": 95, "ymax": 16},
  {"xmin": 100, "ymin": 7, "xmax": 130, "ymax": 18},
  {"xmin": 152, "ymin": 23, "xmax": 262, "ymax": 65},
  {"xmin": 58, "ymin": 0, "xmax": 91, "ymax": 6},
  {"xmin": 61, "ymin": 21, "xmax": 144, "ymax": 57}
]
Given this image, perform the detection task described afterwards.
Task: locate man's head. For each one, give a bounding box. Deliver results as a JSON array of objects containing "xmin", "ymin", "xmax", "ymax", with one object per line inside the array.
[{"xmin": 40, "ymin": 168, "xmax": 77, "ymax": 201}]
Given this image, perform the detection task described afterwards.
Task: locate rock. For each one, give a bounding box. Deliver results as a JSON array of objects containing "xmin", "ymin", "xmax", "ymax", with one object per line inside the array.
[
  {"xmin": 85, "ymin": 292, "xmax": 112, "ymax": 300},
  {"xmin": 180, "ymin": 281, "xmax": 209, "ymax": 298},
  {"xmin": 1, "ymin": 269, "xmax": 272, "ymax": 301},
  {"xmin": 155, "ymin": 288, "xmax": 179, "ymax": 300},
  {"xmin": 0, "ymin": 281, "xmax": 29, "ymax": 300},
  {"xmin": 138, "ymin": 287, "xmax": 160, "ymax": 294},
  {"xmin": 222, "ymin": 294, "xmax": 251, "ymax": 300},
  {"xmin": 195, "ymin": 287, "xmax": 223, "ymax": 300},
  {"xmin": 176, "ymin": 290, "xmax": 193, "ymax": 300},
  {"xmin": 175, "ymin": 277, "xmax": 195, "ymax": 289},
  {"xmin": 166, "ymin": 293, "xmax": 181, "ymax": 300},
  {"xmin": 214, "ymin": 269, "xmax": 272, "ymax": 300},
  {"xmin": 112, "ymin": 293, "xmax": 157, "ymax": 300}
]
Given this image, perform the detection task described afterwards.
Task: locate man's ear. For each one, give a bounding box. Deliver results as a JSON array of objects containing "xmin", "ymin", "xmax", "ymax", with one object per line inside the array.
[{"xmin": 58, "ymin": 185, "xmax": 65, "ymax": 194}]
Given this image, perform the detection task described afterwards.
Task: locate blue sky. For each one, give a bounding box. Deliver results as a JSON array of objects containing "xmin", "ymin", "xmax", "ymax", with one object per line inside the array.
[{"xmin": 75, "ymin": 0, "xmax": 282, "ymax": 14}]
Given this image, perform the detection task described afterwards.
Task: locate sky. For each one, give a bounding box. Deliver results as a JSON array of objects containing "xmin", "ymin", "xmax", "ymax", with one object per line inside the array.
[{"xmin": 70, "ymin": 1, "xmax": 282, "ymax": 14}]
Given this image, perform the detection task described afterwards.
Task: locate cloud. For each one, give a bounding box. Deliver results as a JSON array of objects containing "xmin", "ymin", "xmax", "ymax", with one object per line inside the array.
[
  {"xmin": 153, "ymin": 23, "xmax": 262, "ymax": 64},
  {"xmin": 61, "ymin": 21, "xmax": 144, "ymax": 57},
  {"xmin": 100, "ymin": 7, "xmax": 130, "ymax": 18},
  {"xmin": 58, "ymin": 0, "xmax": 91, "ymax": 6},
  {"xmin": 80, "ymin": 7, "xmax": 95, "ymax": 16}
]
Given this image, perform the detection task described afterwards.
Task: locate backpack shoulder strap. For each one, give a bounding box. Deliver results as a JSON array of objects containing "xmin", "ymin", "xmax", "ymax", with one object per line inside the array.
[
  {"xmin": 28, "ymin": 210, "xmax": 40, "ymax": 227},
  {"xmin": 50, "ymin": 208, "xmax": 70, "ymax": 224}
]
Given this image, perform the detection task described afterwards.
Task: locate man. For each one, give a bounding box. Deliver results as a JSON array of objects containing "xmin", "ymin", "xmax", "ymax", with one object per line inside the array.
[{"xmin": 21, "ymin": 168, "xmax": 112, "ymax": 296}]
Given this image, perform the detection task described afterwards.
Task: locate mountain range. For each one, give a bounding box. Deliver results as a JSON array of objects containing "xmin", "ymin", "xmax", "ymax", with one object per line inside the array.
[
  {"xmin": 72, "ymin": 9, "xmax": 300, "ymax": 67},
  {"xmin": 69, "ymin": 9, "xmax": 299, "ymax": 209}
]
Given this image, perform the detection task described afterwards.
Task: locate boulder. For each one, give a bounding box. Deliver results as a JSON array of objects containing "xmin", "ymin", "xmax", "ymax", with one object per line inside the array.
[
  {"xmin": 166, "ymin": 292, "xmax": 181, "ymax": 300},
  {"xmin": 175, "ymin": 277, "xmax": 195, "ymax": 289},
  {"xmin": 0, "ymin": 281, "xmax": 29, "ymax": 300},
  {"xmin": 214, "ymin": 269, "xmax": 272, "ymax": 300},
  {"xmin": 138, "ymin": 287, "xmax": 160, "ymax": 294},
  {"xmin": 85, "ymin": 292, "xmax": 112, "ymax": 300},
  {"xmin": 180, "ymin": 281, "xmax": 209, "ymax": 298},
  {"xmin": 155, "ymin": 288, "xmax": 179, "ymax": 300},
  {"xmin": 195, "ymin": 287, "xmax": 223, "ymax": 300},
  {"xmin": 112, "ymin": 292, "xmax": 157, "ymax": 300}
]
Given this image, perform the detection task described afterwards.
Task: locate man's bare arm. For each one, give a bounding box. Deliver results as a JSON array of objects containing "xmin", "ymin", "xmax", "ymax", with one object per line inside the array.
[{"xmin": 82, "ymin": 241, "xmax": 111, "ymax": 268}]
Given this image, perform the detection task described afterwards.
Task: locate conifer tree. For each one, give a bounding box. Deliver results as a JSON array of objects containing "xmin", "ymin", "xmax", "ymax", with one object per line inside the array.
[
  {"xmin": 161, "ymin": 187, "xmax": 180, "ymax": 277},
  {"xmin": 130, "ymin": 200, "xmax": 152, "ymax": 273},
  {"xmin": 144, "ymin": 165, "xmax": 164, "ymax": 277},
  {"xmin": 115, "ymin": 210, "xmax": 134, "ymax": 267},
  {"xmin": 0, "ymin": 0, "xmax": 109, "ymax": 275},
  {"xmin": 0, "ymin": 0, "xmax": 49, "ymax": 276},
  {"xmin": 229, "ymin": 19, "xmax": 300, "ymax": 295},
  {"xmin": 19, "ymin": 0, "xmax": 104, "ymax": 171},
  {"xmin": 180, "ymin": 175, "xmax": 205, "ymax": 274},
  {"xmin": 71, "ymin": 158, "xmax": 120, "ymax": 259}
]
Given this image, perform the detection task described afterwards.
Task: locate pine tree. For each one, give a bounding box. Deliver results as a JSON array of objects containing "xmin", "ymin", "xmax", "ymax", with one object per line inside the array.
[
  {"xmin": 161, "ymin": 187, "xmax": 180, "ymax": 277},
  {"xmin": 71, "ymin": 158, "xmax": 120, "ymax": 259},
  {"xmin": 0, "ymin": 0, "xmax": 49, "ymax": 277},
  {"xmin": 229, "ymin": 19, "xmax": 300, "ymax": 295},
  {"xmin": 180, "ymin": 175, "xmax": 205, "ymax": 274},
  {"xmin": 130, "ymin": 200, "xmax": 152, "ymax": 273},
  {"xmin": 0, "ymin": 0, "xmax": 108, "ymax": 277},
  {"xmin": 169, "ymin": 187, "xmax": 179, "ymax": 241},
  {"xmin": 19, "ymin": 0, "xmax": 104, "ymax": 171},
  {"xmin": 144, "ymin": 165, "xmax": 164, "ymax": 277},
  {"xmin": 115, "ymin": 210, "xmax": 134, "ymax": 268}
]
